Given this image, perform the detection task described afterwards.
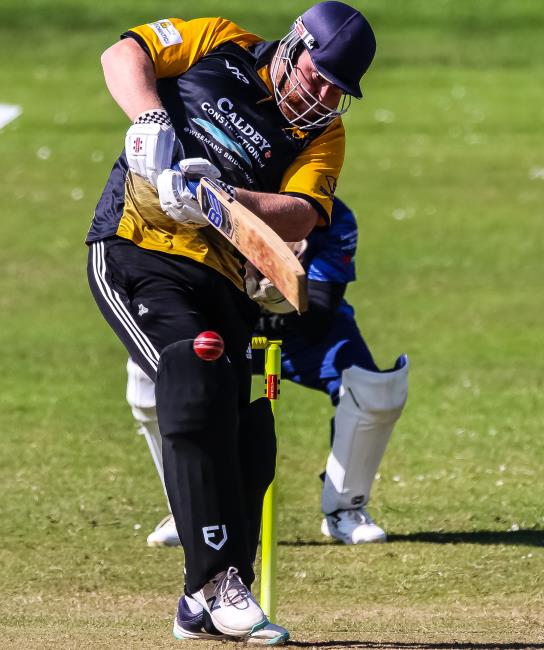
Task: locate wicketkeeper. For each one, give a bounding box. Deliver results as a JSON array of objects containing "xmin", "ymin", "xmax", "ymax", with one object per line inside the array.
[
  {"xmin": 86, "ymin": 1, "xmax": 376, "ymax": 644},
  {"xmin": 128, "ymin": 197, "xmax": 408, "ymax": 550}
]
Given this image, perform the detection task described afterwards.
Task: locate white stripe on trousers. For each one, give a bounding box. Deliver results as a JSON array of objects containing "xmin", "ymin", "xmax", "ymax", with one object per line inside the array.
[{"xmin": 90, "ymin": 241, "xmax": 160, "ymax": 372}]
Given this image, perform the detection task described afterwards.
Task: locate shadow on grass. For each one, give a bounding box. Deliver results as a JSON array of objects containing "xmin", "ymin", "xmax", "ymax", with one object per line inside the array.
[
  {"xmin": 279, "ymin": 530, "xmax": 544, "ymax": 547},
  {"xmin": 387, "ymin": 530, "xmax": 544, "ymax": 547},
  {"xmin": 288, "ymin": 641, "xmax": 544, "ymax": 650}
]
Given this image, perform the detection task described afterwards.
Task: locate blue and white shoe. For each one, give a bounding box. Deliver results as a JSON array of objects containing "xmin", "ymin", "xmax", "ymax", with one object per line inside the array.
[
  {"xmin": 191, "ymin": 567, "xmax": 267, "ymax": 636},
  {"xmin": 173, "ymin": 595, "xmax": 227, "ymax": 640},
  {"xmin": 245, "ymin": 621, "xmax": 290, "ymax": 645},
  {"xmin": 321, "ymin": 506, "xmax": 386, "ymax": 544},
  {"xmin": 173, "ymin": 595, "xmax": 289, "ymax": 645}
]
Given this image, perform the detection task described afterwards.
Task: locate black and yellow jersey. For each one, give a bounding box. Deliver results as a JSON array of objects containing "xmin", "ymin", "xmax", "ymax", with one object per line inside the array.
[{"xmin": 87, "ymin": 17, "xmax": 345, "ymax": 290}]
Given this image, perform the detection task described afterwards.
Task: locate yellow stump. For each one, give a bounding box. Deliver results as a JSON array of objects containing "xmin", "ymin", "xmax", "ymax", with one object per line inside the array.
[{"xmin": 251, "ymin": 336, "xmax": 282, "ymax": 621}]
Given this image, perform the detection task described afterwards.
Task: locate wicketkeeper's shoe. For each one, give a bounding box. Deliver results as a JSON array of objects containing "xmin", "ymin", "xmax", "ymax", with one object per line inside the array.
[
  {"xmin": 191, "ymin": 567, "xmax": 267, "ymax": 637},
  {"xmin": 173, "ymin": 595, "xmax": 289, "ymax": 645},
  {"xmin": 146, "ymin": 514, "xmax": 181, "ymax": 547},
  {"xmin": 321, "ymin": 507, "xmax": 387, "ymax": 544}
]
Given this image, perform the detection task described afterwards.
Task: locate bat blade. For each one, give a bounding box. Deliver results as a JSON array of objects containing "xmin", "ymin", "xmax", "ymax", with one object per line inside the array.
[{"xmin": 197, "ymin": 177, "xmax": 308, "ymax": 313}]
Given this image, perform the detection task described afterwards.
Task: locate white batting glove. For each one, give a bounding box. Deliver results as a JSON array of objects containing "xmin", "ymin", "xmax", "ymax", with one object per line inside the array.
[
  {"xmin": 244, "ymin": 262, "xmax": 296, "ymax": 314},
  {"xmin": 125, "ymin": 109, "xmax": 179, "ymax": 187},
  {"xmin": 253, "ymin": 277, "xmax": 296, "ymax": 314},
  {"xmin": 156, "ymin": 157, "xmax": 221, "ymax": 227},
  {"xmin": 157, "ymin": 169, "xmax": 206, "ymax": 226}
]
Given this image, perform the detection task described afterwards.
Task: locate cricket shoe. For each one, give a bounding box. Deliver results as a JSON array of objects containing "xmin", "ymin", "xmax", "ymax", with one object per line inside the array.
[
  {"xmin": 321, "ymin": 507, "xmax": 387, "ymax": 544},
  {"xmin": 173, "ymin": 596, "xmax": 289, "ymax": 645},
  {"xmin": 146, "ymin": 514, "xmax": 181, "ymax": 547},
  {"xmin": 173, "ymin": 595, "xmax": 227, "ymax": 640},
  {"xmin": 245, "ymin": 621, "xmax": 290, "ymax": 645},
  {"xmin": 191, "ymin": 567, "xmax": 267, "ymax": 636}
]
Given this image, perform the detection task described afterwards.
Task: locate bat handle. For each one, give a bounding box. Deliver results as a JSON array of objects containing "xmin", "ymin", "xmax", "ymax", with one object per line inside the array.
[
  {"xmin": 172, "ymin": 162, "xmax": 199, "ymax": 199},
  {"xmin": 186, "ymin": 179, "xmax": 200, "ymax": 198}
]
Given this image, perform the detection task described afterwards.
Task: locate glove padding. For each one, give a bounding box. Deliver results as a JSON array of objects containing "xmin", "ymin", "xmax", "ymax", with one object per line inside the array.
[
  {"xmin": 245, "ymin": 261, "xmax": 298, "ymax": 314},
  {"xmin": 251, "ymin": 277, "xmax": 297, "ymax": 314},
  {"xmin": 156, "ymin": 157, "xmax": 221, "ymax": 227},
  {"xmin": 125, "ymin": 109, "xmax": 179, "ymax": 187}
]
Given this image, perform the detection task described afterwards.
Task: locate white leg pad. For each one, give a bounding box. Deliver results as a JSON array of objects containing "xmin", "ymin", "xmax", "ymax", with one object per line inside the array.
[
  {"xmin": 126, "ymin": 359, "xmax": 169, "ymax": 504},
  {"xmin": 322, "ymin": 357, "xmax": 409, "ymax": 514}
]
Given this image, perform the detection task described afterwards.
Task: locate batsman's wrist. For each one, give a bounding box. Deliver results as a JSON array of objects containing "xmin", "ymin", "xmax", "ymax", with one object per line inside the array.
[{"xmin": 133, "ymin": 108, "xmax": 172, "ymax": 127}]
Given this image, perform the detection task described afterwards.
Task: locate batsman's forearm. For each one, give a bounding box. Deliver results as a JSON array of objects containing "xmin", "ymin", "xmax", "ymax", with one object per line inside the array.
[
  {"xmin": 235, "ymin": 189, "xmax": 319, "ymax": 241},
  {"xmin": 101, "ymin": 39, "xmax": 163, "ymax": 121}
]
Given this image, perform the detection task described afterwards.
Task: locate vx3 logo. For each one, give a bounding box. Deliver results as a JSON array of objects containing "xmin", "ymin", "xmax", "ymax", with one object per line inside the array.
[
  {"xmin": 225, "ymin": 60, "xmax": 249, "ymax": 85},
  {"xmin": 202, "ymin": 524, "xmax": 228, "ymax": 550}
]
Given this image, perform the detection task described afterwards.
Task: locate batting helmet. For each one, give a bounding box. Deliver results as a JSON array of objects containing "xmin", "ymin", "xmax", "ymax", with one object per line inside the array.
[{"xmin": 298, "ymin": 1, "xmax": 376, "ymax": 99}]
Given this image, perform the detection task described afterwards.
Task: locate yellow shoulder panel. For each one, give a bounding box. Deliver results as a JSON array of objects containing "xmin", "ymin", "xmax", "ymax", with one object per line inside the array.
[
  {"xmin": 128, "ymin": 17, "xmax": 262, "ymax": 78},
  {"xmin": 279, "ymin": 119, "xmax": 345, "ymax": 222}
]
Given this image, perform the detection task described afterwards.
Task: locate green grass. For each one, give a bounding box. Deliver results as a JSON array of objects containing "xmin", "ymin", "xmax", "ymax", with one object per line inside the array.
[{"xmin": 1, "ymin": 1, "xmax": 544, "ymax": 647}]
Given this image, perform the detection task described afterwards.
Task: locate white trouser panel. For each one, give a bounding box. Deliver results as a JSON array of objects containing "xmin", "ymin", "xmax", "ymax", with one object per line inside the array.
[
  {"xmin": 321, "ymin": 357, "xmax": 409, "ymax": 514},
  {"xmin": 126, "ymin": 359, "xmax": 169, "ymax": 504}
]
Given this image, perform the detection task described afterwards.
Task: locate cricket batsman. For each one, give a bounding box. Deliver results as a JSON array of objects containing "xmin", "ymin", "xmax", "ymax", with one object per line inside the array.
[{"xmin": 87, "ymin": 1, "xmax": 377, "ymax": 644}]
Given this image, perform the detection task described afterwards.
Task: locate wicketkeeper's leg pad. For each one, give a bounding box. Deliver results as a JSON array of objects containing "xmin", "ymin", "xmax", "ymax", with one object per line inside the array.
[{"xmin": 322, "ymin": 356, "xmax": 409, "ymax": 514}]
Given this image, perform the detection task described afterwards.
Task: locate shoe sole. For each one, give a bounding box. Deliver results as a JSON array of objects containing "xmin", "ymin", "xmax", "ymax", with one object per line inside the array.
[
  {"xmin": 210, "ymin": 616, "xmax": 268, "ymax": 638},
  {"xmin": 172, "ymin": 619, "xmax": 227, "ymax": 640},
  {"xmin": 321, "ymin": 518, "xmax": 387, "ymax": 544},
  {"xmin": 147, "ymin": 538, "xmax": 181, "ymax": 547},
  {"xmin": 246, "ymin": 630, "xmax": 290, "ymax": 646}
]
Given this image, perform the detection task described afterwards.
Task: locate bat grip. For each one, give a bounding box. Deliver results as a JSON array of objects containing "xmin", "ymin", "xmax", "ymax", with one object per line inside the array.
[
  {"xmin": 186, "ymin": 179, "xmax": 200, "ymax": 198},
  {"xmin": 172, "ymin": 162, "xmax": 199, "ymax": 199}
]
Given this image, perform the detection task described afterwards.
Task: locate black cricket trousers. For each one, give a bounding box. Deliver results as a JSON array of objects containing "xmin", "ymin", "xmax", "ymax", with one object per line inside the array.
[{"xmin": 87, "ymin": 236, "xmax": 268, "ymax": 593}]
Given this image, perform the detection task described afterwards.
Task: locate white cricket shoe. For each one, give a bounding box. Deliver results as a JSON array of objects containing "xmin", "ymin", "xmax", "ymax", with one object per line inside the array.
[
  {"xmin": 191, "ymin": 567, "xmax": 267, "ymax": 637},
  {"xmin": 321, "ymin": 507, "xmax": 387, "ymax": 544},
  {"xmin": 173, "ymin": 595, "xmax": 289, "ymax": 644},
  {"xmin": 147, "ymin": 514, "xmax": 181, "ymax": 547}
]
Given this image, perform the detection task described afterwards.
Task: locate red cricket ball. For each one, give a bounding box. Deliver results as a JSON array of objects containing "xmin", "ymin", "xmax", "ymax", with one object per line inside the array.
[{"xmin": 193, "ymin": 331, "xmax": 225, "ymax": 361}]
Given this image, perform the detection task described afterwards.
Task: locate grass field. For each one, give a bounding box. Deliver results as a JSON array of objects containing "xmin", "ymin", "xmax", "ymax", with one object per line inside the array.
[{"xmin": 1, "ymin": 1, "xmax": 544, "ymax": 648}]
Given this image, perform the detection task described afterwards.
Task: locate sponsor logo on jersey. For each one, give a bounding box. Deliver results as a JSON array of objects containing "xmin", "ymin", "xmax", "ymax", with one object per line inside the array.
[
  {"xmin": 196, "ymin": 100, "xmax": 272, "ymax": 170},
  {"xmin": 148, "ymin": 19, "xmax": 183, "ymax": 47},
  {"xmin": 216, "ymin": 98, "xmax": 271, "ymax": 155},
  {"xmin": 225, "ymin": 60, "xmax": 249, "ymax": 85},
  {"xmin": 192, "ymin": 117, "xmax": 251, "ymax": 165}
]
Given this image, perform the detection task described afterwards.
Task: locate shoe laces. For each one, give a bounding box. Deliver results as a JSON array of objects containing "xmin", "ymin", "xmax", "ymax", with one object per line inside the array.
[
  {"xmin": 217, "ymin": 567, "xmax": 251, "ymax": 609},
  {"xmin": 346, "ymin": 507, "xmax": 374, "ymax": 525}
]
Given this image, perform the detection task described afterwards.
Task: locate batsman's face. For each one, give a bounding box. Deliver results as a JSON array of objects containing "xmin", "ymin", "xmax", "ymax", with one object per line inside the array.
[{"xmin": 275, "ymin": 48, "xmax": 343, "ymax": 126}]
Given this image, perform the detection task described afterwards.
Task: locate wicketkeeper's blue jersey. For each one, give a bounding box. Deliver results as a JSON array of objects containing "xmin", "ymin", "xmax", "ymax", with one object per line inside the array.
[{"xmin": 253, "ymin": 198, "xmax": 378, "ymax": 403}]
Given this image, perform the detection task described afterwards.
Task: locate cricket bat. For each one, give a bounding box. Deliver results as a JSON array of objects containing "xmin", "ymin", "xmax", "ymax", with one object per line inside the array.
[{"xmin": 195, "ymin": 177, "xmax": 308, "ymax": 313}]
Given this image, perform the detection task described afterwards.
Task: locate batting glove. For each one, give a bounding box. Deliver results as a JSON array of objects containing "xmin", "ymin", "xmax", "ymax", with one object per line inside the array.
[
  {"xmin": 244, "ymin": 262, "xmax": 296, "ymax": 314},
  {"xmin": 156, "ymin": 157, "xmax": 221, "ymax": 227},
  {"xmin": 125, "ymin": 109, "xmax": 180, "ymax": 187}
]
